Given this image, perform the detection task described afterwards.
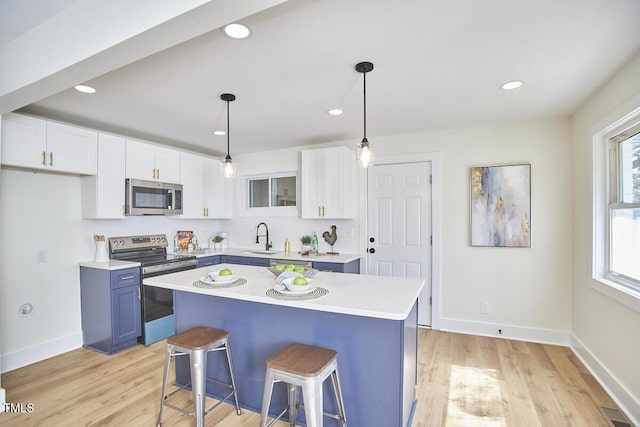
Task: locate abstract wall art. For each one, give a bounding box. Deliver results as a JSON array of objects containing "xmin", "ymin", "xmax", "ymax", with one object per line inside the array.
[{"xmin": 470, "ymin": 164, "xmax": 531, "ymax": 247}]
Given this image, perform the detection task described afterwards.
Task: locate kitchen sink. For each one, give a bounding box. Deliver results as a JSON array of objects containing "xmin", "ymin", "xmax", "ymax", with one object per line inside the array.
[{"xmin": 240, "ymin": 250, "xmax": 279, "ymax": 255}]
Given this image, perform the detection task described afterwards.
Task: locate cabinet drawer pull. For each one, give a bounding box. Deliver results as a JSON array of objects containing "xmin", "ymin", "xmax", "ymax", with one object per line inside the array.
[
  {"xmin": 318, "ymin": 206, "xmax": 321, "ymax": 216},
  {"xmin": 137, "ymin": 287, "xmax": 141, "ymax": 300},
  {"xmin": 120, "ymin": 275, "xmax": 135, "ymax": 280},
  {"xmin": 156, "ymin": 169, "xmax": 160, "ymax": 180},
  {"xmin": 42, "ymin": 151, "xmax": 46, "ymax": 166},
  {"xmin": 322, "ymin": 206, "xmax": 325, "ymax": 216},
  {"xmin": 49, "ymin": 152, "xmax": 53, "ymax": 167}
]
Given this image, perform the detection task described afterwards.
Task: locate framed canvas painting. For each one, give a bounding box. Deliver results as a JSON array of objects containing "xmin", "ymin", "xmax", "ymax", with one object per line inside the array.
[{"xmin": 470, "ymin": 164, "xmax": 531, "ymax": 247}]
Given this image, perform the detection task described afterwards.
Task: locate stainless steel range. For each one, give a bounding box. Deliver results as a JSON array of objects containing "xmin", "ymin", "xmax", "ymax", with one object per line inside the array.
[{"xmin": 108, "ymin": 234, "xmax": 197, "ymax": 345}]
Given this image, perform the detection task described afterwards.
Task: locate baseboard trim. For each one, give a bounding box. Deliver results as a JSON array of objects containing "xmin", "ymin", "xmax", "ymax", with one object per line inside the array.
[
  {"xmin": 571, "ymin": 334, "xmax": 640, "ymax": 427},
  {"xmin": 1, "ymin": 333, "xmax": 82, "ymax": 373},
  {"xmin": 437, "ymin": 317, "xmax": 571, "ymax": 345}
]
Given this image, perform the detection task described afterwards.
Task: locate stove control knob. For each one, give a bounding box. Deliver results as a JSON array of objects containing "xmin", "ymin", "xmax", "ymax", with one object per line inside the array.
[
  {"xmin": 160, "ymin": 237, "xmax": 166, "ymax": 242},
  {"xmin": 151, "ymin": 237, "xmax": 156, "ymax": 243},
  {"xmin": 119, "ymin": 240, "xmax": 125, "ymax": 246}
]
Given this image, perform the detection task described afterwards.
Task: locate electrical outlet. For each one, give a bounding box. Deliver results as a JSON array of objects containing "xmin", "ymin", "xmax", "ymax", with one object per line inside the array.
[
  {"xmin": 481, "ymin": 302, "xmax": 489, "ymax": 314},
  {"xmin": 35, "ymin": 250, "xmax": 47, "ymax": 263}
]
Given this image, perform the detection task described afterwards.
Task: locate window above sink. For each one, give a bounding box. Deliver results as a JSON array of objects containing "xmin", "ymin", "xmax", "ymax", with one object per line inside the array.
[{"xmin": 238, "ymin": 171, "xmax": 299, "ymax": 217}]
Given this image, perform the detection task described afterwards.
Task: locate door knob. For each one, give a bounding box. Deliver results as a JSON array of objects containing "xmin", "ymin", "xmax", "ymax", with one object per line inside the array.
[
  {"xmin": 369, "ymin": 237, "xmax": 375, "ymax": 243},
  {"xmin": 368, "ymin": 248, "xmax": 375, "ymax": 254}
]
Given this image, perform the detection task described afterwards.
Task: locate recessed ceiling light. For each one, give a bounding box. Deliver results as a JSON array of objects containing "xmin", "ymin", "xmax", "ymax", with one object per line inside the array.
[
  {"xmin": 75, "ymin": 84, "xmax": 96, "ymax": 94},
  {"xmin": 328, "ymin": 109, "xmax": 343, "ymax": 116},
  {"xmin": 500, "ymin": 80, "xmax": 523, "ymax": 90},
  {"xmin": 224, "ymin": 23, "xmax": 250, "ymax": 39},
  {"xmin": 214, "ymin": 131, "xmax": 226, "ymax": 136}
]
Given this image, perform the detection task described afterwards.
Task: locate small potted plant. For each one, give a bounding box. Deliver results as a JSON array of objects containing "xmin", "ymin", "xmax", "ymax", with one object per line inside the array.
[
  {"xmin": 212, "ymin": 235, "xmax": 225, "ymax": 252},
  {"xmin": 300, "ymin": 235, "xmax": 312, "ymax": 256}
]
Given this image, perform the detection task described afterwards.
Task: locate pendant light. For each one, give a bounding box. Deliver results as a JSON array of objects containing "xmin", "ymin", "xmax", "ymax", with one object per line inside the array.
[
  {"xmin": 355, "ymin": 61, "xmax": 375, "ymax": 168},
  {"xmin": 220, "ymin": 93, "xmax": 236, "ymax": 179}
]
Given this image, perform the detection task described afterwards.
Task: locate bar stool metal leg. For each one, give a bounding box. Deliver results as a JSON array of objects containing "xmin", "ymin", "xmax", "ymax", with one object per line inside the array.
[
  {"xmin": 224, "ymin": 338, "xmax": 242, "ymax": 415},
  {"xmin": 157, "ymin": 343, "xmax": 173, "ymax": 427},
  {"xmin": 190, "ymin": 348, "xmax": 207, "ymax": 427},
  {"xmin": 287, "ymin": 384, "xmax": 299, "ymax": 427},
  {"xmin": 260, "ymin": 370, "xmax": 276, "ymax": 427},
  {"xmin": 331, "ymin": 367, "xmax": 347, "ymax": 426},
  {"xmin": 301, "ymin": 379, "xmax": 323, "ymax": 427}
]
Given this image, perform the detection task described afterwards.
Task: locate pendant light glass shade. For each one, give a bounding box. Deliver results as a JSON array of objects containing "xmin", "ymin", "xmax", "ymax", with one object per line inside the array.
[
  {"xmin": 223, "ymin": 155, "xmax": 236, "ymax": 179},
  {"xmin": 356, "ymin": 138, "xmax": 374, "ymax": 168},
  {"xmin": 220, "ymin": 93, "xmax": 236, "ymax": 179},
  {"xmin": 355, "ymin": 61, "xmax": 374, "ymax": 168}
]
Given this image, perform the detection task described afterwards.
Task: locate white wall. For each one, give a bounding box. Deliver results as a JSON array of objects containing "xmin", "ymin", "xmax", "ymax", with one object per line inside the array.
[
  {"xmin": 571, "ymin": 52, "xmax": 640, "ymax": 417},
  {"xmin": 0, "ymin": 169, "xmax": 83, "ymax": 371},
  {"xmin": 368, "ymin": 119, "xmax": 573, "ymax": 339}
]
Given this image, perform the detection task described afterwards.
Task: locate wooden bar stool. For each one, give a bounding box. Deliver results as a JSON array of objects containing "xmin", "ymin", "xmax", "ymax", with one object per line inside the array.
[
  {"xmin": 260, "ymin": 343, "xmax": 347, "ymax": 427},
  {"xmin": 157, "ymin": 326, "xmax": 241, "ymax": 427}
]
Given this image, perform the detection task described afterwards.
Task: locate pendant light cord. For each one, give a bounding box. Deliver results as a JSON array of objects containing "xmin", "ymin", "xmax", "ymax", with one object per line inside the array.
[
  {"xmin": 226, "ymin": 99, "xmax": 231, "ymax": 158},
  {"xmin": 363, "ymin": 71, "xmax": 367, "ymax": 141}
]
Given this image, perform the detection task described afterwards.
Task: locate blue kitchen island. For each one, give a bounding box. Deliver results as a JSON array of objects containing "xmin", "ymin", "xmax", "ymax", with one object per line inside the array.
[{"xmin": 144, "ymin": 264, "xmax": 424, "ymax": 427}]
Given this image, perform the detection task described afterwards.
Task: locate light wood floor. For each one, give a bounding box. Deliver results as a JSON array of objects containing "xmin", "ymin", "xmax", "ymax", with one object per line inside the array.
[{"xmin": 1, "ymin": 329, "xmax": 622, "ymax": 426}]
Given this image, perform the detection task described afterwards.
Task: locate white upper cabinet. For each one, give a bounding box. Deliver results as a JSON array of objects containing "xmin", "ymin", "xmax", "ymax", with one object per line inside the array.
[
  {"xmin": 82, "ymin": 133, "xmax": 126, "ymax": 219},
  {"xmin": 180, "ymin": 152, "xmax": 233, "ymax": 219},
  {"xmin": 125, "ymin": 139, "xmax": 180, "ymax": 183},
  {"xmin": 1, "ymin": 113, "xmax": 46, "ymax": 169},
  {"xmin": 1, "ymin": 113, "xmax": 97, "ymax": 175},
  {"xmin": 301, "ymin": 146, "xmax": 356, "ymax": 219},
  {"xmin": 179, "ymin": 152, "xmax": 207, "ymax": 218},
  {"xmin": 205, "ymin": 157, "xmax": 233, "ymax": 219},
  {"xmin": 47, "ymin": 121, "xmax": 98, "ymax": 175}
]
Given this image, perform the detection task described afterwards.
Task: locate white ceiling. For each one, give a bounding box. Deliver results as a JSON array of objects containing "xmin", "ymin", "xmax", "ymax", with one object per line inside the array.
[{"xmin": 4, "ymin": 0, "xmax": 640, "ymax": 158}]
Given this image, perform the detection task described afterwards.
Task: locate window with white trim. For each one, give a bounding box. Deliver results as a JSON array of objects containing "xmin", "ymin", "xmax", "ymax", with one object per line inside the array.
[
  {"xmin": 248, "ymin": 174, "xmax": 296, "ymax": 208},
  {"xmin": 607, "ymin": 122, "xmax": 640, "ymax": 290}
]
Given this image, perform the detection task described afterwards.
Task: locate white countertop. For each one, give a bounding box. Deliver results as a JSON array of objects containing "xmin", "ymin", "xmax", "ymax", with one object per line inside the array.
[
  {"xmin": 78, "ymin": 259, "xmax": 140, "ymax": 270},
  {"xmin": 79, "ymin": 247, "xmax": 361, "ymax": 271},
  {"xmin": 143, "ymin": 264, "xmax": 424, "ymax": 321},
  {"xmin": 170, "ymin": 247, "xmax": 362, "ymax": 264}
]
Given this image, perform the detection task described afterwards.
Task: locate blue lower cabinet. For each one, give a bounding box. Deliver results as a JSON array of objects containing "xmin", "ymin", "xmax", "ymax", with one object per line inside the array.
[
  {"xmin": 112, "ymin": 284, "xmax": 142, "ymax": 345},
  {"xmin": 313, "ymin": 259, "xmax": 360, "ymax": 273},
  {"xmin": 197, "ymin": 255, "xmax": 221, "ymax": 268},
  {"xmin": 80, "ymin": 266, "xmax": 141, "ymax": 354},
  {"xmin": 221, "ymin": 255, "xmax": 270, "ymax": 267}
]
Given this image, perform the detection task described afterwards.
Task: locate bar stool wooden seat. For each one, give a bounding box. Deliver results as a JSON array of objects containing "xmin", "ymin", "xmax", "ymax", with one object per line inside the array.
[
  {"xmin": 157, "ymin": 326, "xmax": 241, "ymax": 427},
  {"xmin": 260, "ymin": 343, "xmax": 347, "ymax": 427}
]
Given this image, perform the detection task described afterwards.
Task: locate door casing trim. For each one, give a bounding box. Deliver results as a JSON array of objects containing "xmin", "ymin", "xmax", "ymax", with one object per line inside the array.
[{"xmin": 359, "ymin": 151, "xmax": 442, "ymax": 329}]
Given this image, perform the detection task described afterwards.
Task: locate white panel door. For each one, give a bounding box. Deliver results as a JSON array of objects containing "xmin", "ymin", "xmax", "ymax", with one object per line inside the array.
[{"xmin": 367, "ymin": 162, "xmax": 432, "ymax": 325}]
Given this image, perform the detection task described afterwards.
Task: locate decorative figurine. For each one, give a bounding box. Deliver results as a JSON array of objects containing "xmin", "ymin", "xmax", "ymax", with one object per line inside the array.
[{"xmin": 322, "ymin": 225, "xmax": 338, "ymax": 254}]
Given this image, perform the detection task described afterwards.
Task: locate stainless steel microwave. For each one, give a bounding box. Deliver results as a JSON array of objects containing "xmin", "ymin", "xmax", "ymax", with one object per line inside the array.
[{"xmin": 125, "ymin": 179, "xmax": 183, "ymax": 215}]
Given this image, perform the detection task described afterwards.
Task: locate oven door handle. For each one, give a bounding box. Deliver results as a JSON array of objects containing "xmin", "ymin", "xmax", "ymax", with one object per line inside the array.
[{"xmin": 142, "ymin": 260, "xmax": 198, "ymax": 277}]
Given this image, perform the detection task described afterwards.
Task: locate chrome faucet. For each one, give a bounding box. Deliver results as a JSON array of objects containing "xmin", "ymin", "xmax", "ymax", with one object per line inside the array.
[{"xmin": 256, "ymin": 222, "xmax": 272, "ymax": 251}]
